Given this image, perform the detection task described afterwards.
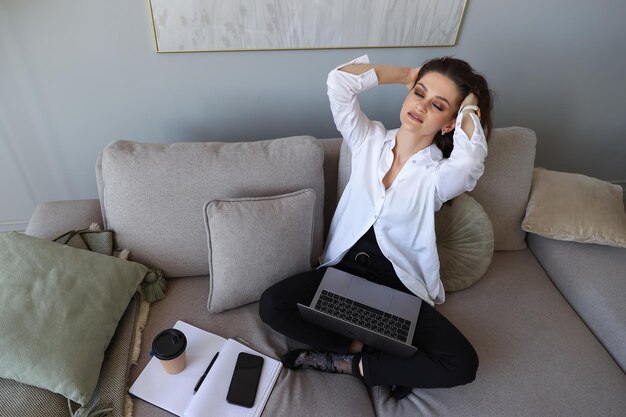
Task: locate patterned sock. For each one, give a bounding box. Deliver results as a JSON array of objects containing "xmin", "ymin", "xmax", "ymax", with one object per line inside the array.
[{"xmin": 281, "ymin": 349, "xmax": 361, "ymax": 376}]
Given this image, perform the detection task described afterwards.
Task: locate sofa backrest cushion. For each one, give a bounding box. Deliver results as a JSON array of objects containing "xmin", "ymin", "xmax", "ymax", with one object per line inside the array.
[
  {"xmin": 96, "ymin": 137, "xmax": 325, "ymax": 278},
  {"xmin": 337, "ymin": 127, "xmax": 537, "ymax": 251},
  {"xmin": 469, "ymin": 127, "xmax": 536, "ymax": 250}
]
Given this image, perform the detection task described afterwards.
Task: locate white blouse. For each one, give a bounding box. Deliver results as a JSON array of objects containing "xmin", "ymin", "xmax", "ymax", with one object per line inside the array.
[{"xmin": 319, "ymin": 55, "xmax": 488, "ymax": 305}]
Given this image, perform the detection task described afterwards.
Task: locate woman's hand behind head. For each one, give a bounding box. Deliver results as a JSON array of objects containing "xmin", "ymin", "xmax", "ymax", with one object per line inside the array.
[
  {"xmin": 460, "ymin": 92, "xmax": 479, "ymax": 108},
  {"xmin": 405, "ymin": 66, "xmax": 421, "ymax": 91}
]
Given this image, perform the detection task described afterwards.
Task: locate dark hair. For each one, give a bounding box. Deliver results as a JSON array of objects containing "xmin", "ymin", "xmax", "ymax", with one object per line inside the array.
[{"xmin": 417, "ymin": 57, "xmax": 494, "ymax": 158}]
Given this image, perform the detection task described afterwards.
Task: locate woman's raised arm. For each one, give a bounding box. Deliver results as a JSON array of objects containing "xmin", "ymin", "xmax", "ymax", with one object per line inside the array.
[{"xmin": 339, "ymin": 64, "xmax": 420, "ymax": 90}]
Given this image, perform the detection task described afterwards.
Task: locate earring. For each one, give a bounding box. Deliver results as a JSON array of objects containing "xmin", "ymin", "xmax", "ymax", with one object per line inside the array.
[{"xmin": 441, "ymin": 129, "xmax": 446, "ymax": 135}]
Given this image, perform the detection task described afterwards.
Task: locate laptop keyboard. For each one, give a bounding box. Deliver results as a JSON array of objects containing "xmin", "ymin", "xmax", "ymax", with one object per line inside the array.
[{"xmin": 314, "ymin": 290, "xmax": 411, "ymax": 343}]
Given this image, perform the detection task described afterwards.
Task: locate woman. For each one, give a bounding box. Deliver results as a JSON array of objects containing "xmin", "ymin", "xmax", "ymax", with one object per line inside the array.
[{"xmin": 259, "ymin": 55, "xmax": 493, "ymax": 398}]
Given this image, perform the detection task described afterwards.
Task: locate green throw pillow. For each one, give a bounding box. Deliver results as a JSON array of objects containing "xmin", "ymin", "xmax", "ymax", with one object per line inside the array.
[
  {"xmin": 0, "ymin": 232, "xmax": 153, "ymax": 405},
  {"xmin": 435, "ymin": 193, "xmax": 494, "ymax": 291}
]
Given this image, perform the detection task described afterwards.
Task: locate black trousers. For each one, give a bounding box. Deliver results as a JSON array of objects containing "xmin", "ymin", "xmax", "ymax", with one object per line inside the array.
[{"xmin": 259, "ymin": 227, "xmax": 479, "ymax": 388}]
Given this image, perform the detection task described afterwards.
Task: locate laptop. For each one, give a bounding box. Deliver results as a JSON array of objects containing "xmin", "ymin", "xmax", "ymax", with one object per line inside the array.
[{"xmin": 297, "ymin": 267, "xmax": 422, "ymax": 358}]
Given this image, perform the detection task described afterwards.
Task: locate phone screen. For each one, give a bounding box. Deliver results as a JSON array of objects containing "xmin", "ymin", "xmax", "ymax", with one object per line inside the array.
[{"xmin": 226, "ymin": 352, "xmax": 264, "ymax": 408}]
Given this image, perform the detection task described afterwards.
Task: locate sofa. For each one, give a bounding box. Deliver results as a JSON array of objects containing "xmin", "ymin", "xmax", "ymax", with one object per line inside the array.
[{"xmin": 23, "ymin": 127, "xmax": 626, "ymax": 417}]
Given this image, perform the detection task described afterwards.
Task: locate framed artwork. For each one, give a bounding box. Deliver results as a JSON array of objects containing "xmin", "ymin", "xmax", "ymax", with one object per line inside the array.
[{"xmin": 148, "ymin": 0, "xmax": 467, "ymax": 52}]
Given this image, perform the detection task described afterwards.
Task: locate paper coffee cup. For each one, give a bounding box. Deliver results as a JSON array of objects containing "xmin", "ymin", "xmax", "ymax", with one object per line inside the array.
[{"xmin": 152, "ymin": 328, "xmax": 187, "ymax": 375}]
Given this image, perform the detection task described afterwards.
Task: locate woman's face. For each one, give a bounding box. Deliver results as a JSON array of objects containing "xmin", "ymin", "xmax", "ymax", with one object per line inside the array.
[{"xmin": 399, "ymin": 71, "xmax": 461, "ymax": 137}]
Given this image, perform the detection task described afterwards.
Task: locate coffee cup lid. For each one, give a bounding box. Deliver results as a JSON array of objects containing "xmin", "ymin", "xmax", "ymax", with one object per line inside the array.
[{"xmin": 152, "ymin": 328, "xmax": 187, "ymax": 360}]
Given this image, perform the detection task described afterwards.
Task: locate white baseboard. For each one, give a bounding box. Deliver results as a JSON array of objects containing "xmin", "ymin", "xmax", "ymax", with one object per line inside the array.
[{"xmin": 0, "ymin": 220, "xmax": 28, "ymax": 233}]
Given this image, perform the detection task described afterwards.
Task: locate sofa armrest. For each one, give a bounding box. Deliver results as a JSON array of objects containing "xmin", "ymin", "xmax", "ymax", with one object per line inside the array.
[
  {"xmin": 25, "ymin": 199, "xmax": 103, "ymax": 239},
  {"xmin": 527, "ymin": 233, "xmax": 626, "ymax": 371}
]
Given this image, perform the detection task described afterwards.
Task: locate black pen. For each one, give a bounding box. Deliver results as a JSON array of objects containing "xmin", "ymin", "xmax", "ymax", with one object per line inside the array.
[{"xmin": 193, "ymin": 352, "xmax": 219, "ymax": 394}]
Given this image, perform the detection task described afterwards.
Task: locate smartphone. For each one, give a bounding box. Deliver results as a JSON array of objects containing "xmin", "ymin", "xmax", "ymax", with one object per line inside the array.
[{"xmin": 226, "ymin": 352, "xmax": 264, "ymax": 408}]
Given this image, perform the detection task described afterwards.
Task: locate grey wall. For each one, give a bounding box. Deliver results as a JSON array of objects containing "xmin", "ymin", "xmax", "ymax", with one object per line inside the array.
[{"xmin": 1, "ymin": 0, "xmax": 625, "ymax": 231}]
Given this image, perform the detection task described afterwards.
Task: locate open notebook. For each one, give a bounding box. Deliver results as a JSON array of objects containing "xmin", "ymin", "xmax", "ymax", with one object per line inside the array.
[{"xmin": 129, "ymin": 321, "xmax": 282, "ymax": 417}]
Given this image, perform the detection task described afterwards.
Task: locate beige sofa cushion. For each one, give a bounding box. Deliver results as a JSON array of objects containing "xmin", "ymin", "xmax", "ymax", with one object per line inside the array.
[
  {"xmin": 129, "ymin": 277, "xmax": 377, "ymax": 417},
  {"xmin": 203, "ymin": 189, "xmax": 316, "ymax": 313},
  {"xmin": 96, "ymin": 137, "xmax": 325, "ymax": 278},
  {"xmin": 522, "ymin": 168, "xmax": 626, "ymax": 247},
  {"xmin": 338, "ymin": 127, "xmax": 536, "ymax": 251},
  {"xmin": 372, "ymin": 249, "xmax": 626, "ymax": 417},
  {"xmin": 467, "ymin": 127, "xmax": 536, "ymax": 250}
]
